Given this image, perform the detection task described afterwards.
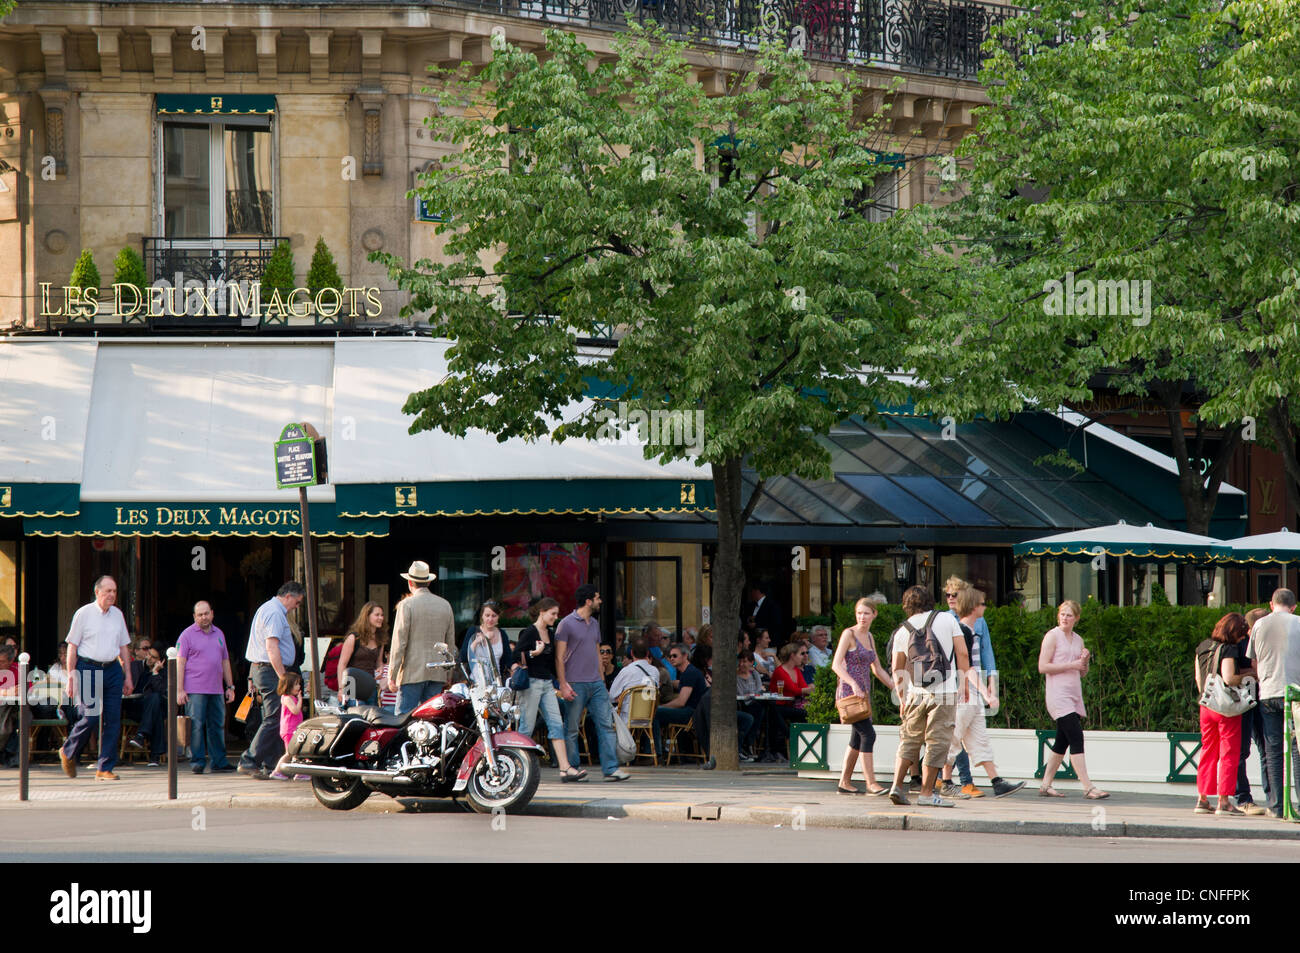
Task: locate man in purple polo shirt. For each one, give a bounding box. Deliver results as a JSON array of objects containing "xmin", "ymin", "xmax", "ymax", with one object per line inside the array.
[
  {"xmin": 176, "ymin": 600, "xmax": 237, "ymax": 774},
  {"xmin": 556, "ymin": 584, "xmax": 628, "ymax": 782}
]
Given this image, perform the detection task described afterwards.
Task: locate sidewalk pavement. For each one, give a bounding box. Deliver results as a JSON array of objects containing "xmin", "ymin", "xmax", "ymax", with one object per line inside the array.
[{"xmin": 3, "ymin": 764, "xmax": 1298, "ymax": 840}]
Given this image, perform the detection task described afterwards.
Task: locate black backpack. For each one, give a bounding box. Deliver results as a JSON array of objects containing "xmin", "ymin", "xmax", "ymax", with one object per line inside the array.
[{"xmin": 901, "ymin": 609, "xmax": 952, "ymax": 689}]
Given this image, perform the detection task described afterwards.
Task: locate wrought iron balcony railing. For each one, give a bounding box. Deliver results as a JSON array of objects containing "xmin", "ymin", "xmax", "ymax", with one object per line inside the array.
[
  {"xmin": 453, "ymin": 0, "xmax": 1021, "ymax": 80},
  {"xmin": 143, "ymin": 236, "xmax": 284, "ymax": 288}
]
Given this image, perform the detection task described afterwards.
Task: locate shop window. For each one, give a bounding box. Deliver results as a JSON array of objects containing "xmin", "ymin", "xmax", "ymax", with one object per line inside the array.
[
  {"xmin": 938, "ymin": 553, "xmax": 997, "ymax": 605},
  {"xmin": 161, "ymin": 120, "xmax": 273, "ymax": 238},
  {"xmin": 440, "ymin": 544, "xmax": 596, "ymax": 635},
  {"xmin": 840, "ymin": 555, "xmax": 897, "ymax": 606}
]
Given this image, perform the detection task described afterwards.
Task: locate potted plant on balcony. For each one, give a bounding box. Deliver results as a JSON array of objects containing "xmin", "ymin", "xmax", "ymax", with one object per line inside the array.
[
  {"xmin": 67, "ymin": 249, "xmax": 101, "ymax": 320},
  {"xmin": 260, "ymin": 240, "xmax": 296, "ymax": 324},
  {"xmin": 112, "ymin": 246, "xmax": 147, "ymax": 320},
  {"xmin": 306, "ymin": 236, "xmax": 344, "ymax": 324}
]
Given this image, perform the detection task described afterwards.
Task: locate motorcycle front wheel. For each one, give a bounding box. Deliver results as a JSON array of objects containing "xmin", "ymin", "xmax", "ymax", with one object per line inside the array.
[
  {"xmin": 311, "ymin": 773, "xmax": 371, "ymax": 811},
  {"xmin": 465, "ymin": 747, "xmax": 541, "ymax": 814}
]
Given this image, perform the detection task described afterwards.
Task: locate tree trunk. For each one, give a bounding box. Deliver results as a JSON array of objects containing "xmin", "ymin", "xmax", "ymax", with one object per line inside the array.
[
  {"xmin": 707, "ymin": 457, "xmax": 755, "ymax": 772},
  {"xmin": 1265, "ymin": 402, "xmax": 1300, "ymax": 525}
]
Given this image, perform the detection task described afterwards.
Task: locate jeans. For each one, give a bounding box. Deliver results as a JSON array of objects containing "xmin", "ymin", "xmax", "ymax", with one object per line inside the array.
[
  {"xmin": 1236, "ymin": 703, "xmax": 1268, "ymax": 803},
  {"xmin": 63, "ymin": 659, "xmax": 124, "ymax": 773},
  {"xmin": 1258, "ymin": 697, "xmax": 1300, "ymax": 816},
  {"xmin": 953, "ymin": 749, "xmax": 973, "ymax": 785},
  {"xmin": 187, "ymin": 693, "xmax": 231, "ymax": 768},
  {"xmin": 517, "ymin": 677, "xmax": 564, "ymax": 739},
  {"xmin": 239, "ymin": 663, "xmax": 282, "ymax": 771},
  {"xmin": 396, "ymin": 680, "xmax": 443, "ymax": 716},
  {"xmin": 564, "ymin": 680, "xmax": 619, "ymax": 776}
]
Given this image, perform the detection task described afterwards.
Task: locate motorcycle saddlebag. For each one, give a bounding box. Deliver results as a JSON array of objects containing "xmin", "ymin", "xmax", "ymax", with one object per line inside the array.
[{"xmin": 286, "ymin": 714, "xmax": 368, "ymax": 762}]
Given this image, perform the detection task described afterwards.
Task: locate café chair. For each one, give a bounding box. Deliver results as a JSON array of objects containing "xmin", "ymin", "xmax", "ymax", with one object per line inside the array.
[
  {"xmin": 618, "ymin": 686, "xmax": 658, "ymax": 766},
  {"xmin": 663, "ymin": 714, "xmax": 706, "ymax": 766}
]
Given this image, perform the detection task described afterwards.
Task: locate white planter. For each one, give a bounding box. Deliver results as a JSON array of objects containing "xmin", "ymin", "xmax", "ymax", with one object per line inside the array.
[{"xmin": 796, "ymin": 724, "xmax": 1263, "ymax": 797}]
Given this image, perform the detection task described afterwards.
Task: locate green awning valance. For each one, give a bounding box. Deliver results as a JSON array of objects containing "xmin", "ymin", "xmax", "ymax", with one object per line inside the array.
[
  {"xmin": 0, "ymin": 483, "xmax": 80, "ymax": 518},
  {"xmin": 24, "ymin": 502, "xmax": 386, "ymax": 538},
  {"xmin": 335, "ymin": 479, "xmax": 715, "ymax": 519},
  {"xmin": 156, "ymin": 94, "xmax": 276, "ymax": 116}
]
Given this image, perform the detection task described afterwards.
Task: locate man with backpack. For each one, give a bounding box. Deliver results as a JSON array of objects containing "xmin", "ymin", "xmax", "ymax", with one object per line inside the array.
[{"xmin": 889, "ymin": 585, "xmax": 970, "ymax": 808}]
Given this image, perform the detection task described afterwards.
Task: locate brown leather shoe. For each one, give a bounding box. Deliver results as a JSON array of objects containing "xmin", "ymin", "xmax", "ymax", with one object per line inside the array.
[
  {"xmin": 60, "ymin": 750, "xmax": 76, "ymax": 778},
  {"xmin": 95, "ymin": 770, "xmax": 120, "ymax": 781}
]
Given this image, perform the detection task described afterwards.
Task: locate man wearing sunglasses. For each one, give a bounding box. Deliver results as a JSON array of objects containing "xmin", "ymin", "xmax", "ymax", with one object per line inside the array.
[{"xmin": 653, "ymin": 643, "xmax": 707, "ymax": 760}]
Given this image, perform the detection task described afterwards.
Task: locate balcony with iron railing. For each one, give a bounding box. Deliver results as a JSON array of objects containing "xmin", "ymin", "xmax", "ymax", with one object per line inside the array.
[
  {"xmin": 440, "ymin": 0, "xmax": 1021, "ymax": 80},
  {"xmin": 24, "ymin": 0, "xmax": 1023, "ymax": 82}
]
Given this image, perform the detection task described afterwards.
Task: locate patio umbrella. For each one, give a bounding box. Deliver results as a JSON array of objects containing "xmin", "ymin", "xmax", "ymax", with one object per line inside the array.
[
  {"xmin": 1220, "ymin": 527, "xmax": 1300, "ymax": 565},
  {"xmin": 1014, "ymin": 521, "xmax": 1227, "ymax": 606},
  {"xmin": 1013, "ymin": 521, "xmax": 1227, "ymax": 562}
]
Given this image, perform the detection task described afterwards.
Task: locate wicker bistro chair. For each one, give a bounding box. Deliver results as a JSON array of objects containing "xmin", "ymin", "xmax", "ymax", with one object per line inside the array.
[
  {"xmin": 618, "ymin": 686, "xmax": 659, "ymax": 766},
  {"xmin": 662, "ymin": 711, "xmax": 707, "ymax": 765}
]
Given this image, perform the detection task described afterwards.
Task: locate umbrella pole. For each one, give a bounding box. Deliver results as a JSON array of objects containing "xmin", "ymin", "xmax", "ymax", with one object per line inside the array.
[{"xmin": 1118, "ymin": 555, "xmax": 1125, "ymax": 607}]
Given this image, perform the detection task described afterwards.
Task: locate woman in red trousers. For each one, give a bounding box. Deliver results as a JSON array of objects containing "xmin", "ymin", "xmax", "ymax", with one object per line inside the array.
[{"xmin": 1193, "ymin": 613, "xmax": 1251, "ymax": 816}]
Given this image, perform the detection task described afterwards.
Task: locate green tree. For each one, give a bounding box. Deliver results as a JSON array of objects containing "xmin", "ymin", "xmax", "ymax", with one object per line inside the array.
[
  {"xmin": 112, "ymin": 246, "xmax": 147, "ymax": 297},
  {"xmin": 68, "ymin": 249, "xmax": 99, "ymax": 292},
  {"xmin": 306, "ymin": 236, "xmax": 343, "ymax": 295},
  {"xmin": 379, "ymin": 26, "xmax": 926, "ymax": 769},
  {"xmin": 261, "ymin": 241, "xmax": 296, "ymax": 300},
  {"xmin": 905, "ymin": 0, "xmax": 1299, "ymax": 553}
]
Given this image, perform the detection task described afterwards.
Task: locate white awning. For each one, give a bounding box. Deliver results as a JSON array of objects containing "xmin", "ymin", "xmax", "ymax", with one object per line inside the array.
[
  {"xmin": 330, "ymin": 338, "xmax": 708, "ymax": 483},
  {"xmin": 0, "ymin": 340, "xmax": 96, "ymax": 515},
  {"xmin": 80, "ymin": 341, "xmax": 335, "ymax": 503}
]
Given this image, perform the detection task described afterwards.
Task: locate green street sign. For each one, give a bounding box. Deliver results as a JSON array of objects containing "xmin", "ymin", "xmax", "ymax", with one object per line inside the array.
[{"xmin": 274, "ymin": 423, "xmax": 317, "ymax": 489}]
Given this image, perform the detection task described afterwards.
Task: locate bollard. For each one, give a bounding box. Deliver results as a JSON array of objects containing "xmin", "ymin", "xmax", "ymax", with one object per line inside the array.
[
  {"xmin": 166, "ymin": 648, "xmax": 178, "ymax": 801},
  {"xmin": 17, "ymin": 652, "xmax": 30, "ymax": 802}
]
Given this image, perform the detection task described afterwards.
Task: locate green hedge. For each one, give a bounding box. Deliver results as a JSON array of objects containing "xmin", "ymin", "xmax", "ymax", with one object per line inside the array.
[{"xmin": 805, "ymin": 602, "xmax": 1249, "ymax": 732}]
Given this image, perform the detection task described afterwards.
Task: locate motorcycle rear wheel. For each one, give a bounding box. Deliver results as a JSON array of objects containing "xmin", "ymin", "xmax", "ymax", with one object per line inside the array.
[
  {"xmin": 311, "ymin": 773, "xmax": 371, "ymax": 811},
  {"xmin": 465, "ymin": 747, "xmax": 540, "ymax": 814}
]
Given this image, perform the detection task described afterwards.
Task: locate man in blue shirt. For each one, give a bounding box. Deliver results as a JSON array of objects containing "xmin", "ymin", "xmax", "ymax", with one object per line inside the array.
[
  {"xmin": 238, "ymin": 580, "xmax": 304, "ymax": 779},
  {"xmin": 653, "ymin": 643, "xmax": 708, "ymax": 760}
]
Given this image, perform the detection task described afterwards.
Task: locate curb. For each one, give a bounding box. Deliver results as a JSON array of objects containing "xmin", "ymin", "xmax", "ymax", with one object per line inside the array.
[{"xmin": 8, "ymin": 781, "xmax": 1300, "ymax": 840}]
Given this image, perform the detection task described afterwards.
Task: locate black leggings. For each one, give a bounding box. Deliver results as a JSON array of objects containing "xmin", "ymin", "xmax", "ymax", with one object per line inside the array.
[
  {"xmin": 1050, "ymin": 713, "xmax": 1085, "ymax": 755},
  {"xmin": 847, "ymin": 718, "xmax": 876, "ymax": 753}
]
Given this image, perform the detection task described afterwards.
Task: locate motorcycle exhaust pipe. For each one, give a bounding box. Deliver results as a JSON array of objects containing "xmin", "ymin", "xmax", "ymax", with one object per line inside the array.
[{"xmin": 281, "ymin": 762, "xmax": 417, "ymax": 784}]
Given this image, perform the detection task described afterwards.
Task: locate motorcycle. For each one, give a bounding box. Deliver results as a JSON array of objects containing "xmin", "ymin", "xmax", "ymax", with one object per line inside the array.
[{"xmin": 282, "ymin": 647, "xmax": 543, "ymax": 813}]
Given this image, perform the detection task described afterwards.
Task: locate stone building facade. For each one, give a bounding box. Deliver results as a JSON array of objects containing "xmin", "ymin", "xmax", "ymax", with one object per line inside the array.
[{"xmin": 0, "ymin": 0, "xmax": 1009, "ymax": 328}]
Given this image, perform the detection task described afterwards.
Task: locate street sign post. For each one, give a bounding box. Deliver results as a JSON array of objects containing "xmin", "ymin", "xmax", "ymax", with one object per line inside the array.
[{"xmin": 275, "ymin": 422, "xmax": 327, "ymax": 702}]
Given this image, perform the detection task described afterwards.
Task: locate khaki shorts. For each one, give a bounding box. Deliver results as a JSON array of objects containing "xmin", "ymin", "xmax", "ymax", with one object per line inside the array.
[
  {"xmin": 947, "ymin": 702, "xmax": 994, "ymax": 766},
  {"xmin": 897, "ymin": 696, "xmax": 957, "ymax": 769}
]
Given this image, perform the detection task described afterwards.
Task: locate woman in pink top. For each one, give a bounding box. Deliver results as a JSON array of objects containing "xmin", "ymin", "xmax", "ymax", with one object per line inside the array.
[{"xmin": 1037, "ymin": 600, "xmax": 1108, "ymax": 799}]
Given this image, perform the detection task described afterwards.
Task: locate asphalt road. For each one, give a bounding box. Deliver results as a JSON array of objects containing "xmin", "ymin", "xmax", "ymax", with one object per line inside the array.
[{"xmin": 8, "ymin": 805, "xmax": 1300, "ymax": 862}]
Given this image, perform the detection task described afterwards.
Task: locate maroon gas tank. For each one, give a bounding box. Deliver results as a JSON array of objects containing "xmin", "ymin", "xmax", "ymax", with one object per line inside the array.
[{"xmin": 412, "ymin": 689, "xmax": 473, "ymax": 727}]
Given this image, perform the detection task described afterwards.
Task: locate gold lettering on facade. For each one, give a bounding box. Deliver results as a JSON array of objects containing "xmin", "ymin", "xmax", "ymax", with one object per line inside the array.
[{"xmin": 1257, "ymin": 477, "xmax": 1278, "ymax": 516}]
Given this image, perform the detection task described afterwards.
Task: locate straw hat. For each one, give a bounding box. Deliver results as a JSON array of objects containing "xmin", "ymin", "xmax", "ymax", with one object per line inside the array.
[{"xmin": 400, "ymin": 560, "xmax": 436, "ymax": 583}]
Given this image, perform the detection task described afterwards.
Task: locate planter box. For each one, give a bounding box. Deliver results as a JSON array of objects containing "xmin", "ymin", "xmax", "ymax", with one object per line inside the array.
[{"xmin": 793, "ymin": 723, "xmax": 1264, "ymax": 797}]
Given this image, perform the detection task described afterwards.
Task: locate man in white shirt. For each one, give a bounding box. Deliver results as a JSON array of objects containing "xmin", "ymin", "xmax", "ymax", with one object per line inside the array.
[
  {"xmin": 888, "ymin": 585, "xmax": 969, "ymax": 808},
  {"xmin": 60, "ymin": 576, "xmax": 134, "ymax": 780},
  {"xmin": 807, "ymin": 626, "xmax": 833, "ymax": 669},
  {"xmin": 609, "ymin": 638, "xmax": 659, "ymax": 720},
  {"xmin": 1246, "ymin": 588, "xmax": 1300, "ymax": 818}
]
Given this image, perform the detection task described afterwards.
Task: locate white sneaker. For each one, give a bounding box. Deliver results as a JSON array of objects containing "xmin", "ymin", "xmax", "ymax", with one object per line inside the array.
[
  {"xmin": 920, "ymin": 793, "xmax": 955, "ymax": 808},
  {"xmin": 604, "ymin": 769, "xmax": 631, "ymax": 782}
]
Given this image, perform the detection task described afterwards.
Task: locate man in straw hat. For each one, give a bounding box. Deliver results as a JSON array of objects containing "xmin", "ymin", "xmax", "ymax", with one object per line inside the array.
[{"xmin": 389, "ymin": 560, "xmax": 457, "ymax": 715}]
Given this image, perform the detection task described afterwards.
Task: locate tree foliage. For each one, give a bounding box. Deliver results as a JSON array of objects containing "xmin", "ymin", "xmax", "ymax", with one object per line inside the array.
[
  {"xmin": 905, "ymin": 0, "xmax": 1300, "ymax": 533},
  {"xmin": 379, "ymin": 25, "xmax": 930, "ymax": 768}
]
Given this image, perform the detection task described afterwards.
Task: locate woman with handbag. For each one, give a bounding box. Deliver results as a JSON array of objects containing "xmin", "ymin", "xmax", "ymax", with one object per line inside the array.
[
  {"xmin": 514, "ymin": 597, "xmax": 586, "ymax": 781},
  {"xmin": 1194, "ymin": 612, "xmax": 1253, "ymax": 816},
  {"xmin": 831, "ymin": 598, "xmax": 894, "ymax": 795}
]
